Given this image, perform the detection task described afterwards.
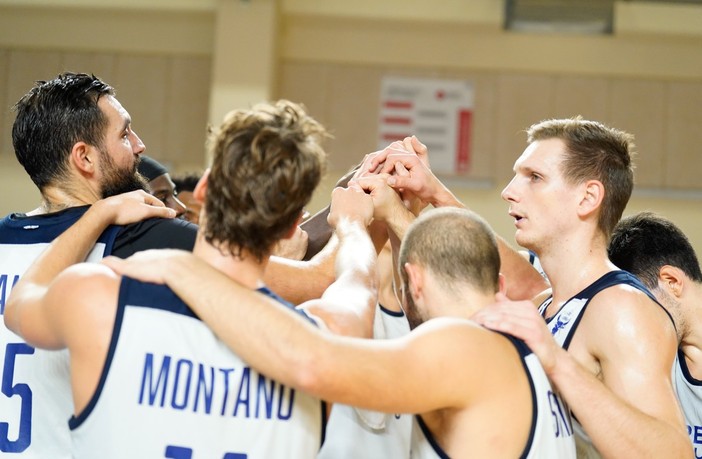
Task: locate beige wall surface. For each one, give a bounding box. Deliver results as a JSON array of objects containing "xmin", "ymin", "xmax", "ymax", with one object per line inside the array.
[{"xmin": 0, "ymin": 0, "xmax": 701, "ymax": 255}]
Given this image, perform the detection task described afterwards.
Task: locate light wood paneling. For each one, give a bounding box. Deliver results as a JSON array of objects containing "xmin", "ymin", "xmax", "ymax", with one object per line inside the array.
[
  {"xmin": 0, "ymin": 50, "xmax": 10, "ymax": 157},
  {"xmin": 113, "ymin": 55, "xmax": 170, "ymax": 160},
  {"xmin": 494, "ymin": 73, "xmax": 556, "ymax": 183},
  {"xmin": 61, "ymin": 52, "xmax": 117, "ymax": 83},
  {"xmin": 164, "ymin": 56, "xmax": 211, "ymax": 167},
  {"xmin": 3, "ymin": 50, "xmax": 62, "ymax": 159},
  {"xmin": 553, "ymin": 76, "xmax": 609, "ymax": 122},
  {"xmin": 608, "ymin": 79, "xmax": 666, "ymax": 187},
  {"xmin": 277, "ymin": 62, "xmax": 331, "ymax": 129},
  {"xmin": 325, "ymin": 65, "xmax": 383, "ymax": 172},
  {"xmin": 665, "ymin": 82, "xmax": 702, "ymax": 189}
]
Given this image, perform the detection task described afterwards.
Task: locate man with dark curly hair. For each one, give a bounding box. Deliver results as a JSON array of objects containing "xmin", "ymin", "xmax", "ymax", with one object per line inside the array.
[{"xmin": 5, "ymin": 100, "xmax": 378, "ymax": 458}]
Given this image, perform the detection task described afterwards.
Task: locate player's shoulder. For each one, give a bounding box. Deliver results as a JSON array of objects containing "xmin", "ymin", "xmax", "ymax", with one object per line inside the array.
[
  {"xmin": 414, "ymin": 317, "xmax": 519, "ymax": 361},
  {"xmin": 52, "ymin": 262, "xmax": 121, "ymax": 305}
]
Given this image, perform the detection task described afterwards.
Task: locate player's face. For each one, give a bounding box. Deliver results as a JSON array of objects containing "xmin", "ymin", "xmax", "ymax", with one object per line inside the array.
[
  {"xmin": 148, "ymin": 174, "xmax": 187, "ymax": 218},
  {"xmin": 177, "ymin": 190, "xmax": 202, "ymax": 225},
  {"xmin": 97, "ymin": 96, "xmax": 147, "ymax": 198},
  {"xmin": 501, "ymin": 138, "xmax": 580, "ymax": 253}
]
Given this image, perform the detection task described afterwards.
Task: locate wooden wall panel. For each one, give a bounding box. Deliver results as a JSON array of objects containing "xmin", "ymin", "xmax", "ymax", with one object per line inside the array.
[
  {"xmin": 164, "ymin": 56, "xmax": 211, "ymax": 168},
  {"xmin": 113, "ymin": 55, "xmax": 169, "ymax": 161},
  {"xmin": 553, "ymin": 76, "xmax": 609, "ymax": 122},
  {"xmin": 2, "ymin": 50, "xmax": 62, "ymax": 159},
  {"xmin": 0, "ymin": 50, "xmax": 9, "ymax": 157},
  {"xmin": 608, "ymin": 79, "xmax": 666, "ymax": 187},
  {"xmin": 466, "ymin": 72, "xmax": 498, "ymax": 181},
  {"xmin": 665, "ymin": 82, "xmax": 702, "ymax": 189},
  {"xmin": 61, "ymin": 52, "xmax": 117, "ymax": 84},
  {"xmin": 277, "ymin": 62, "xmax": 331, "ymax": 130},
  {"xmin": 325, "ymin": 64, "xmax": 383, "ymax": 172},
  {"xmin": 494, "ymin": 74, "xmax": 555, "ymax": 183}
]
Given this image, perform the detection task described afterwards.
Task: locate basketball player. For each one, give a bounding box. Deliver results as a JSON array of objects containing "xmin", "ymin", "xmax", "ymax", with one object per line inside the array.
[
  {"xmin": 608, "ymin": 212, "xmax": 702, "ymax": 454},
  {"xmin": 5, "ymin": 100, "xmax": 379, "ymax": 457},
  {"xmin": 105, "ymin": 202, "xmax": 577, "ymax": 458},
  {"xmin": 469, "ymin": 118, "xmax": 690, "ymax": 457},
  {"xmin": 0, "ymin": 72, "xmax": 190, "ymax": 458}
]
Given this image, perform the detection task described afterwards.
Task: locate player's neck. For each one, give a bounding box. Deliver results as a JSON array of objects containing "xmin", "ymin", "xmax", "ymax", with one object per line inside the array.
[
  {"xmin": 30, "ymin": 183, "xmax": 98, "ymax": 215},
  {"xmin": 192, "ymin": 234, "xmax": 267, "ymax": 290},
  {"xmin": 540, "ymin": 242, "xmax": 614, "ymax": 307}
]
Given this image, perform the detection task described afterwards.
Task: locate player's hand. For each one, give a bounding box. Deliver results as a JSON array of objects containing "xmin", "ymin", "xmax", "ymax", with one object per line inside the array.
[
  {"xmin": 327, "ymin": 185, "xmax": 374, "ymax": 229},
  {"xmin": 471, "ymin": 293, "xmax": 562, "ymax": 374},
  {"xmin": 353, "ymin": 174, "xmax": 407, "ymax": 223},
  {"xmin": 367, "ymin": 136, "xmax": 430, "ymax": 174},
  {"xmin": 92, "ymin": 190, "xmax": 176, "ymax": 225},
  {"xmin": 102, "ymin": 249, "xmax": 191, "ymax": 285}
]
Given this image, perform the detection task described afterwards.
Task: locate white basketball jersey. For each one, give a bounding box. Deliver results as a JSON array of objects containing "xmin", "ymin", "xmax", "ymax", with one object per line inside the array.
[
  {"xmin": 410, "ymin": 334, "xmax": 576, "ymax": 458},
  {"xmin": 317, "ymin": 303, "xmax": 412, "ymax": 459},
  {"xmin": 673, "ymin": 349, "xmax": 702, "ymax": 455},
  {"xmin": 70, "ymin": 278, "xmax": 324, "ymax": 459},
  {"xmin": 538, "ymin": 270, "xmax": 670, "ymax": 458},
  {"xmin": 0, "ymin": 208, "xmax": 118, "ymax": 458}
]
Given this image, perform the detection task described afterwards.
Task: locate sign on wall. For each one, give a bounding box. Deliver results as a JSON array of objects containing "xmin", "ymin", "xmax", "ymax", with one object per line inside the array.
[{"xmin": 378, "ymin": 76, "xmax": 474, "ymax": 175}]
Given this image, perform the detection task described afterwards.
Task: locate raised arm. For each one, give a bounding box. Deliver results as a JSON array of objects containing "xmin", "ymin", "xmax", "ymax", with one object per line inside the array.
[
  {"xmin": 297, "ymin": 185, "xmax": 378, "ymax": 338},
  {"xmin": 5, "ymin": 191, "xmax": 172, "ymax": 347}
]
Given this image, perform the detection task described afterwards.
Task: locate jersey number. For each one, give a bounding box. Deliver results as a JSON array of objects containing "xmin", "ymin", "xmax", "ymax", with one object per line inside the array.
[
  {"xmin": 165, "ymin": 445, "xmax": 247, "ymax": 458},
  {"xmin": 1, "ymin": 343, "xmax": 34, "ymax": 452}
]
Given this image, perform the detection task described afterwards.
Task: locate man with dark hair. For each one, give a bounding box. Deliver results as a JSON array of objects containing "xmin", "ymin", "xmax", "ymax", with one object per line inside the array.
[
  {"xmin": 472, "ymin": 118, "xmax": 690, "ymax": 457},
  {"xmin": 171, "ymin": 172, "xmax": 202, "ymax": 224},
  {"xmin": 608, "ymin": 211, "xmax": 702, "ymax": 454},
  {"xmin": 0, "ymin": 71, "xmax": 193, "ymax": 458},
  {"xmin": 0, "ymin": 72, "xmax": 337, "ymax": 458},
  {"xmin": 5, "ymin": 100, "xmax": 376, "ymax": 457},
  {"xmin": 137, "ymin": 155, "xmax": 187, "ymax": 218}
]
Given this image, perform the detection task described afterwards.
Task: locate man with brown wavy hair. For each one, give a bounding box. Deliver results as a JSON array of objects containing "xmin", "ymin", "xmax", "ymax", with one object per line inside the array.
[{"xmin": 5, "ymin": 100, "xmax": 378, "ymax": 458}]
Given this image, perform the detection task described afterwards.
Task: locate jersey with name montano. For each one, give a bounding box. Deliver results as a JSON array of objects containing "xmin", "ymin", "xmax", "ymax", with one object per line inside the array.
[
  {"xmin": 0, "ymin": 207, "xmax": 120, "ymax": 458},
  {"xmin": 538, "ymin": 270, "xmax": 670, "ymax": 458},
  {"xmin": 70, "ymin": 277, "xmax": 324, "ymax": 459},
  {"xmin": 409, "ymin": 332, "xmax": 576, "ymax": 459}
]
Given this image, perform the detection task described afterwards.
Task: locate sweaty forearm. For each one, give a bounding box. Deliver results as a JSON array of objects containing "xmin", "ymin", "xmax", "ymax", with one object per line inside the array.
[
  {"xmin": 549, "ymin": 351, "xmax": 691, "ymax": 458},
  {"xmin": 159, "ymin": 255, "xmax": 325, "ymax": 389}
]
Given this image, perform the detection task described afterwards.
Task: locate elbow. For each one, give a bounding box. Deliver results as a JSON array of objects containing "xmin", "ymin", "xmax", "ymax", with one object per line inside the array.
[{"xmin": 3, "ymin": 296, "xmax": 21, "ymax": 335}]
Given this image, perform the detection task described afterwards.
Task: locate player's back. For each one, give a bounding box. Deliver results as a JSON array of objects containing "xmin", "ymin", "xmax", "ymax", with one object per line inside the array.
[
  {"xmin": 0, "ymin": 208, "xmax": 118, "ymax": 458},
  {"xmin": 70, "ymin": 277, "xmax": 324, "ymax": 458},
  {"xmin": 410, "ymin": 330, "xmax": 576, "ymax": 458}
]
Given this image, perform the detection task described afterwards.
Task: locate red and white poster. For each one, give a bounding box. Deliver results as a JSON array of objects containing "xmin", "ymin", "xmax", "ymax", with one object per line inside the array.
[{"xmin": 378, "ymin": 76, "xmax": 474, "ymax": 175}]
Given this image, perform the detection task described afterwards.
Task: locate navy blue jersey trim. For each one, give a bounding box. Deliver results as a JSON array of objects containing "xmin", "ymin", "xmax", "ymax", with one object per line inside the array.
[
  {"xmin": 378, "ymin": 303, "xmax": 405, "ymax": 317},
  {"xmin": 0, "ymin": 207, "xmax": 89, "ymax": 244},
  {"xmin": 69, "ymin": 280, "xmax": 125, "ymax": 430},
  {"xmin": 540, "ymin": 270, "xmax": 673, "ymax": 350},
  {"xmin": 677, "ymin": 348, "xmax": 702, "ymax": 386},
  {"xmin": 415, "ymin": 415, "xmax": 450, "ymax": 459},
  {"xmin": 507, "ymin": 336, "xmax": 538, "ymax": 459},
  {"xmin": 0, "ymin": 206, "xmax": 119, "ymax": 256},
  {"xmin": 320, "ymin": 401, "xmax": 328, "ymax": 450}
]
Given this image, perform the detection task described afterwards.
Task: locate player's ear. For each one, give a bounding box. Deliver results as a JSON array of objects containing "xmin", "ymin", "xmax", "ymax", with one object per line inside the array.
[
  {"xmin": 404, "ymin": 262, "xmax": 424, "ymax": 301},
  {"xmin": 70, "ymin": 141, "xmax": 97, "ymax": 176},
  {"xmin": 577, "ymin": 179, "xmax": 604, "ymax": 218},
  {"xmin": 193, "ymin": 169, "xmax": 209, "ymax": 203},
  {"xmin": 658, "ymin": 265, "xmax": 685, "ymax": 299}
]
